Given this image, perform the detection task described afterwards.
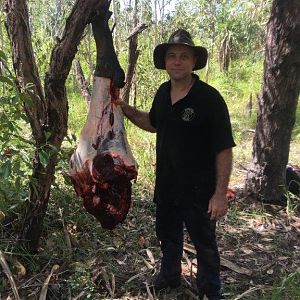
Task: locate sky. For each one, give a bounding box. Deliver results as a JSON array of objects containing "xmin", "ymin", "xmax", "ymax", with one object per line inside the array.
[{"xmin": 119, "ymin": 0, "xmax": 177, "ymax": 19}]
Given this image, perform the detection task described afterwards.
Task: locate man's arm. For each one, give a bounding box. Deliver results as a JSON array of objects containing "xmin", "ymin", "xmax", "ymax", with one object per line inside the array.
[
  {"xmin": 116, "ymin": 99, "xmax": 156, "ymax": 133},
  {"xmin": 208, "ymin": 148, "xmax": 233, "ymax": 220}
]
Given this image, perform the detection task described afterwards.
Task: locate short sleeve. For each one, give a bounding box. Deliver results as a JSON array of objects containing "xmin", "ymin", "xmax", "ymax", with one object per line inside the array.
[
  {"xmin": 149, "ymin": 90, "xmax": 160, "ymax": 129},
  {"xmin": 210, "ymin": 92, "xmax": 236, "ymax": 152}
]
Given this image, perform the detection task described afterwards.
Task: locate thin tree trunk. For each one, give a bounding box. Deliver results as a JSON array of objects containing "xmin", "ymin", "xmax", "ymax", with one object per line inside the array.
[
  {"xmin": 112, "ymin": 0, "xmax": 120, "ymax": 55},
  {"xmin": 161, "ymin": 0, "xmax": 164, "ymax": 38},
  {"xmin": 133, "ymin": 73, "xmax": 137, "ymax": 107},
  {"xmin": 85, "ymin": 24, "xmax": 94, "ymax": 85},
  {"xmin": 0, "ymin": 16, "xmax": 4, "ymax": 78},
  {"xmin": 123, "ymin": 0, "xmax": 139, "ymax": 105},
  {"xmin": 74, "ymin": 59, "xmax": 91, "ymax": 107},
  {"xmin": 205, "ymin": 46, "xmax": 210, "ymax": 83},
  {"xmin": 245, "ymin": 0, "xmax": 300, "ymax": 203},
  {"xmin": 205, "ymin": 0, "xmax": 216, "ymax": 83},
  {"xmin": 0, "ymin": 15, "xmax": 3, "ymax": 50},
  {"xmin": 5, "ymin": 0, "xmax": 108, "ymax": 252},
  {"xmin": 53, "ymin": 0, "xmax": 62, "ymax": 37},
  {"xmin": 126, "ymin": 0, "xmax": 132, "ymax": 33},
  {"xmin": 154, "ymin": 0, "xmax": 157, "ymax": 46}
]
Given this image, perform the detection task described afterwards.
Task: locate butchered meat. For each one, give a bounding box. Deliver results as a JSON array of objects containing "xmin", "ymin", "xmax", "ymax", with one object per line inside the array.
[{"xmin": 69, "ymin": 77, "xmax": 137, "ymax": 229}]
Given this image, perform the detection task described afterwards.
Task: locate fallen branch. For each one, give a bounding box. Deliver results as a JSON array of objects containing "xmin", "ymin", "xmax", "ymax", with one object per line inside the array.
[
  {"xmin": 233, "ymin": 285, "xmax": 272, "ymax": 300},
  {"xmin": 39, "ymin": 264, "xmax": 60, "ymax": 300},
  {"xmin": 183, "ymin": 243, "xmax": 252, "ymax": 276},
  {"xmin": 0, "ymin": 250, "xmax": 21, "ymax": 300},
  {"xmin": 126, "ymin": 270, "xmax": 147, "ymax": 283},
  {"xmin": 100, "ymin": 267, "xmax": 115, "ymax": 299},
  {"xmin": 145, "ymin": 281, "xmax": 155, "ymax": 300},
  {"xmin": 141, "ymin": 256, "xmax": 154, "ymax": 269},
  {"xmin": 221, "ymin": 258, "xmax": 252, "ymax": 276},
  {"xmin": 72, "ymin": 291, "xmax": 86, "ymax": 300},
  {"xmin": 59, "ymin": 208, "xmax": 72, "ymax": 255}
]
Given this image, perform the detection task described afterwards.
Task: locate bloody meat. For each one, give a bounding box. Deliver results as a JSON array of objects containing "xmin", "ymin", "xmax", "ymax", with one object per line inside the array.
[{"xmin": 69, "ymin": 78, "xmax": 137, "ymax": 229}]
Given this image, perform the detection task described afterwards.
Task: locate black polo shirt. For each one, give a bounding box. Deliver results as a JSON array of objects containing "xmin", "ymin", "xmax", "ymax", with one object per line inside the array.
[{"xmin": 149, "ymin": 74, "xmax": 236, "ymax": 207}]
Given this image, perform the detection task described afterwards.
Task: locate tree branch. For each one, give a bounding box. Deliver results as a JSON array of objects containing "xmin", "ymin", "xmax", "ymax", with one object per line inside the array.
[
  {"xmin": 5, "ymin": 0, "xmax": 46, "ymax": 143},
  {"xmin": 47, "ymin": 0, "xmax": 109, "ymax": 84},
  {"xmin": 45, "ymin": 0, "xmax": 109, "ymax": 142}
]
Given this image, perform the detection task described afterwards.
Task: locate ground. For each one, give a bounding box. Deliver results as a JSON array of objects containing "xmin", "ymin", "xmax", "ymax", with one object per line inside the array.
[{"xmin": 0, "ymin": 185, "xmax": 300, "ymax": 300}]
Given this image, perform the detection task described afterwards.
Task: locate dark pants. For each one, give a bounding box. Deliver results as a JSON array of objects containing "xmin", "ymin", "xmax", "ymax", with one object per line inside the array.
[{"xmin": 156, "ymin": 203, "xmax": 221, "ymax": 299}]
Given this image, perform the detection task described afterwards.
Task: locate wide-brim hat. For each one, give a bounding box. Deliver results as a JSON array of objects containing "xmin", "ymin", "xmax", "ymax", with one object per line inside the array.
[{"xmin": 153, "ymin": 29, "xmax": 208, "ymax": 70}]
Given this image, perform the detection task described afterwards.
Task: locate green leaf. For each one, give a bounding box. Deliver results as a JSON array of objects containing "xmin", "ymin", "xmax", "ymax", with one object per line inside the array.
[
  {"xmin": 0, "ymin": 160, "xmax": 12, "ymax": 178},
  {"xmin": 47, "ymin": 144, "xmax": 57, "ymax": 153},
  {"xmin": 13, "ymin": 160, "xmax": 21, "ymax": 174},
  {"xmin": 0, "ymin": 75, "xmax": 14, "ymax": 87},
  {"xmin": 39, "ymin": 149, "xmax": 50, "ymax": 167},
  {"xmin": 19, "ymin": 92, "xmax": 34, "ymax": 107},
  {"xmin": 11, "ymin": 95, "xmax": 19, "ymax": 106},
  {"xmin": 15, "ymin": 177, "xmax": 21, "ymax": 191},
  {"xmin": 71, "ymin": 134, "xmax": 77, "ymax": 142},
  {"xmin": 44, "ymin": 131, "xmax": 52, "ymax": 140},
  {"xmin": 0, "ymin": 49, "xmax": 7, "ymax": 61},
  {"xmin": 20, "ymin": 113, "xmax": 29, "ymax": 122}
]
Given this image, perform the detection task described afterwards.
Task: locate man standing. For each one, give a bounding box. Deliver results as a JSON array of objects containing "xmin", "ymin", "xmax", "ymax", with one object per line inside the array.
[{"xmin": 117, "ymin": 29, "xmax": 235, "ymax": 300}]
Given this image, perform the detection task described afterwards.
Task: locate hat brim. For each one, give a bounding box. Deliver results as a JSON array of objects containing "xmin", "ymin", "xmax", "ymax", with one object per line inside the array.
[{"xmin": 153, "ymin": 43, "xmax": 208, "ymax": 70}]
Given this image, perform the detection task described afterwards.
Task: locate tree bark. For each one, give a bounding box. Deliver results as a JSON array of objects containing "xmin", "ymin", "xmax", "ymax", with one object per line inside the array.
[
  {"xmin": 5, "ymin": 0, "xmax": 46, "ymax": 143},
  {"xmin": 74, "ymin": 59, "xmax": 91, "ymax": 107},
  {"xmin": 112, "ymin": 0, "xmax": 120, "ymax": 55},
  {"xmin": 154, "ymin": 0, "xmax": 157, "ymax": 46},
  {"xmin": 205, "ymin": 0, "xmax": 216, "ymax": 83},
  {"xmin": 123, "ymin": 38, "xmax": 139, "ymax": 105},
  {"xmin": 245, "ymin": 0, "xmax": 300, "ymax": 203},
  {"xmin": 219, "ymin": 29, "xmax": 231, "ymax": 72},
  {"xmin": 5, "ymin": 0, "xmax": 108, "ymax": 252},
  {"xmin": 84, "ymin": 24, "xmax": 95, "ymax": 85},
  {"xmin": 123, "ymin": 0, "xmax": 139, "ymax": 105}
]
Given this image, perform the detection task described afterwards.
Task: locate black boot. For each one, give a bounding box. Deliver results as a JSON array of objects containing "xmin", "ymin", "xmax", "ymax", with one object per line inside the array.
[{"xmin": 153, "ymin": 271, "xmax": 181, "ymax": 291}]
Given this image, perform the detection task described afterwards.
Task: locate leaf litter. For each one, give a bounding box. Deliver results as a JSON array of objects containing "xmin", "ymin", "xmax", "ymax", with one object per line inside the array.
[{"xmin": 0, "ymin": 189, "xmax": 300, "ymax": 299}]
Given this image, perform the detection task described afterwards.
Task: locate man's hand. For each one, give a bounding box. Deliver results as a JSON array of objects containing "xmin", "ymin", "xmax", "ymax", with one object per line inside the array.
[
  {"xmin": 114, "ymin": 98, "xmax": 156, "ymax": 133},
  {"xmin": 209, "ymin": 148, "xmax": 233, "ymax": 220},
  {"xmin": 114, "ymin": 97, "xmax": 126, "ymax": 107},
  {"xmin": 208, "ymin": 193, "xmax": 228, "ymax": 220}
]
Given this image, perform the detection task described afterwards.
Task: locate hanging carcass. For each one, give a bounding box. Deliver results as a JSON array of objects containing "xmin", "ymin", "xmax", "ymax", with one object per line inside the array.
[{"xmin": 69, "ymin": 9, "xmax": 137, "ymax": 229}]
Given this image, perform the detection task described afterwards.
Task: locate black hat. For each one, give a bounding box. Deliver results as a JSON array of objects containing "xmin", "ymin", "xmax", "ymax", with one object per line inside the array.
[{"xmin": 153, "ymin": 29, "xmax": 208, "ymax": 70}]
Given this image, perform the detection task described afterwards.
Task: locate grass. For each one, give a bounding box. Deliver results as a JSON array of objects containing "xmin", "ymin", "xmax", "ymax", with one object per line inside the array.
[{"xmin": 273, "ymin": 272, "xmax": 300, "ymax": 300}]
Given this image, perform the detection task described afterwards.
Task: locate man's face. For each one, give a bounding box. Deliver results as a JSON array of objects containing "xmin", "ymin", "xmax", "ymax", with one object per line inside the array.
[{"xmin": 165, "ymin": 44, "xmax": 197, "ymax": 80}]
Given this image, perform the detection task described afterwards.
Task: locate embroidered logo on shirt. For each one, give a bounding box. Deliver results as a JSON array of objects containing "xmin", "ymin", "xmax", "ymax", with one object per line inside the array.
[{"xmin": 181, "ymin": 107, "xmax": 195, "ymax": 121}]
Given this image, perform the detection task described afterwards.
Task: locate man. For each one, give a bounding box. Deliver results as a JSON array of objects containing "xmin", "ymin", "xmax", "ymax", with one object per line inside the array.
[{"xmin": 117, "ymin": 29, "xmax": 235, "ymax": 300}]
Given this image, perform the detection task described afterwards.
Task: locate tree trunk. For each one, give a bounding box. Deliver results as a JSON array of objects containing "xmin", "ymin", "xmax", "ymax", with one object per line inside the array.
[
  {"xmin": 53, "ymin": 0, "xmax": 62, "ymax": 37},
  {"xmin": 161, "ymin": 0, "xmax": 165, "ymax": 37},
  {"xmin": 0, "ymin": 15, "xmax": 4, "ymax": 51},
  {"xmin": 123, "ymin": 0, "xmax": 139, "ymax": 105},
  {"xmin": 85, "ymin": 24, "xmax": 95, "ymax": 85},
  {"xmin": 219, "ymin": 29, "xmax": 231, "ymax": 72},
  {"xmin": 205, "ymin": 0, "xmax": 216, "ymax": 83},
  {"xmin": 154, "ymin": 0, "xmax": 157, "ymax": 46},
  {"xmin": 5, "ymin": 0, "xmax": 108, "ymax": 252},
  {"xmin": 112, "ymin": 0, "xmax": 120, "ymax": 55},
  {"xmin": 123, "ymin": 39, "xmax": 139, "ymax": 105},
  {"xmin": 74, "ymin": 59, "xmax": 91, "ymax": 107},
  {"xmin": 245, "ymin": 0, "xmax": 300, "ymax": 203},
  {"xmin": 0, "ymin": 15, "xmax": 4, "ymax": 79}
]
